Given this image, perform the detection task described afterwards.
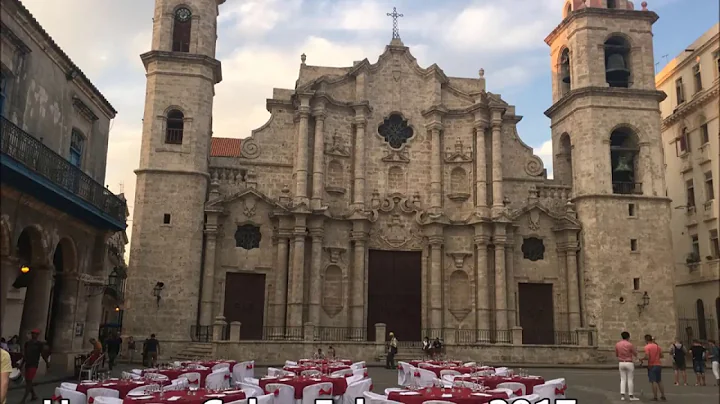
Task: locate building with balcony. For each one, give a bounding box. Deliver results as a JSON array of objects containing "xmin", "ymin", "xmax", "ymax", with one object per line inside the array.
[
  {"xmin": 0, "ymin": 0, "xmax": 126, "ymax": 372},
  {"xmin": 657, "ymin": 23, "xmax": 719, "ymax": 344}
]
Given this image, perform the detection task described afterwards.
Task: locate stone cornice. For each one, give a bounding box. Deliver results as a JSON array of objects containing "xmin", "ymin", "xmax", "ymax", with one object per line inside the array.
[
  {"xmin": 140, "ymin": 51, "xmax": 223, "ymax": 84},
  {"xmin": 545, "ymin": 7, "xmax": 659, "ymax": 46},
  {"xmin": 661, "ymin": 82, "xmax": 720, "ymax": 130},
  {"xmin": 571, "ymin": 194, "xmax": 671, "ymax": 203},
  {"xmin": 545, "ymin": 87, "xmax": 666, "ymax": 118}
]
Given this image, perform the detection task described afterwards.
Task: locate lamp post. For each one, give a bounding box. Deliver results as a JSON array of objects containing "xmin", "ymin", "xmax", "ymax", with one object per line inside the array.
[
  {"xmin": 152, "ymin": 282, "xmax": 164, "ymax": 307},
  {"xmin": 637, "ymin": 291, "xmax": 650, "ymax": 313}
]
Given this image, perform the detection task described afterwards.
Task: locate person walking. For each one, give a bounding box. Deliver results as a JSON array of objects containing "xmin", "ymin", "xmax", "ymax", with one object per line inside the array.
[
  {"xmin": 690, "ymin": 339, "xmax": 706, "ymax": 386},
  {"xmin": 708, "ymin": 340, "xmax": 719, "ymax": 386},
  {"xmin": 105, "ymin": 332, "xmax": 122, "ymax": 370},
  {"xmin": 639, "ymin": 334, "xmax": 666, "ymax": 401},
  {"xmin": 615, "ymin": 331, "xmax": 639, "ymax": 401},
  {"xmin": 670, "ymin": 338, "xmax": 688, "ymax": 385},
  {"xmin": 19, "ymin": 329, "xmax": 50, "ymax": 404},
  {"xmin": 386, "ymin": 332, "xmax": 398, "ymax": 369},
  {"xmin": 144, "ymin": 334, "xmax": 160, "ymax": 368}
]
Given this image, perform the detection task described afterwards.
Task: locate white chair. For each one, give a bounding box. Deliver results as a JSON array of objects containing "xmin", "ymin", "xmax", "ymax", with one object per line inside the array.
[
  {"xmin": 462, "ymin": 362, "xmax": 476, "ymax": 367},
  {"xmin": 497, "ymin": 382, "xmax": 526, "ymax": 396},
  {"xmin": 343, "ymin": 379, "xmax": 372, "ymax": 404},
  {"xmin": 346, "ymin": 374, "xmax": 363, "ymax": 385},
  {"xmin": 179, "ymin": 372, "xmax": 202, "ymax": 388},
  {"xmin": 494, "ymin": 367, "xmax": 508, "ymax": 376},
  {"xmin": 532, "ymin": 382, "xmax": 558, "ymax": 401},
  {"xmin": 86, "ymin": 388, "xmax": 120, "ymax": 401},
  {"xmin": 509, "ymin": 394, "xmax": 540, "ymax": 403},
  {"xmin": 255, "ymin": 393, "xmax": 274, "ymax": 404},
  {"xmin": 127, "ymin": 385, "xmax": 159, "ymax": 396},
  {"xmin": 267, "ymin": 367, "xmax": 286, "ymax": 377},
  {"xmin": 284, "ymin": 360, "xmax": 298, "ymax": 367},
  {"xmin": 61, "ymin": 383, "xmax": 78, "ymax": 391},
  {"xmin": 417, "ymin": 362, "xmax": 434, "ymax": 369},
  {"xmin": 206, "ymin": 370, "xmax": 231, "ymax": 390},
  {"xmin": 212, "ymin": 363, "xmax": 231, "ymax": 372},
  {"xmin": 301, "ymin": 369, "xmax": 322, "ymax": 377},
  {"xmin": 238, "ymin": 382, "xmax": 264, "ymax": 397},
  {"xmin": 397, "ymin": 362, "xmax": 412, "ymax": 386},
  {"xmin": 412, "ymin": 368, "xmax": 437, "ymax": 387},
  {"xmin": 54, "ymin": 387, "xmax": 87, "ymax": 404},
  {"xmin": 92, "ymin": 397, "xmax": 123, "ymax": 404},
  {"xmin": 165, "ymin": 377, "xmax": 189, "ymax": 391},
  {"xmin": 352, "ymin": 368, "xmax": 367, "ymax": 378},
  {"xmin": 264, "ymin": 383, "xmax": 295, "ymax": 404},
  {"xmin": 302, "ymin": 382, "xmax": 333, "ymax": 404},
  {"xmin": 243, "ymin": 377, "xmax": 260, "ymax": 386},
  {"xmin": 545, "ymin": 378, "xmax": 567, "ymax": 398},
  {"xmin": 441, "ymin": 374, "xmax": 457, "ymax": 384},
  {"xmin": 363, "ymin": 391, "xmax": 388, "ymax": 404},
  {"xmin": 439, "ymin": 369, "xmax": 460, "ymax": 378},
  {"xmin": 131, "ymin": 369, "xmax": 143, "ymax": 375},
  {"xmin": 331, "ymin": 368, "xmax": 353, "ymax": 377},
  {"xmin": 350, "ymin": 361, "xmax": 366, "ymax": 369}
]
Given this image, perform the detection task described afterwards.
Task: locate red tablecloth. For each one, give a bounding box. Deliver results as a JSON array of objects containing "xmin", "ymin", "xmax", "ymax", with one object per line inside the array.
[
  {"xmin": 122, "ymin": 388, "xmax": 245, "ymax": 404},
  {"xmin": 298, "ymin": 359, "xmax": 352, "ymax": 365},
  {"xmin": 259, "ymin": 375, "xmax": 348, "ymax": 399},
  {"xmin": 179, "ymin": 360, "xmax": 237, "ymax": 369},
  {"xmin": 387, "ymin": 387, "xmax": 509, "ymax": 404},
  {"xmin": 408, "ymin": 360, "xmax": 463, "ymax": 367},
  {"xmin": 141, "ymin": 368, "xmax": 213, "ymax": 385},
  {"xmin": 76, "ymin": 380, "xmax": 170, "ymax": 398},
  {"xmin": 455, "ymin": 375, "xmax": 545, "ymax": 393},
  {"xmin": 283, "ymin": 364, "xmax": 351, "ymax": 374}
]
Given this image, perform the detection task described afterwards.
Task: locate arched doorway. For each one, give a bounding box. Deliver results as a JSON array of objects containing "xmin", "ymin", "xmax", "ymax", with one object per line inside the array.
[
  {"xmin": 696, "ymin": 299, "xmax": 707, "ymax": 340},
  {"xmin": 15, "ymin": 226, "xmax": 49, "ymax": 342},
  {"xmin": 46, "ymin": 238, "xmax": 77, "ymax": 349}
]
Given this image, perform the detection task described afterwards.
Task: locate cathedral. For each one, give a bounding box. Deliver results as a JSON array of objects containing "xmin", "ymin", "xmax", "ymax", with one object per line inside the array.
[{"xmin": 124, "ymin": 0, "xmax": 677, "ymax": 355}]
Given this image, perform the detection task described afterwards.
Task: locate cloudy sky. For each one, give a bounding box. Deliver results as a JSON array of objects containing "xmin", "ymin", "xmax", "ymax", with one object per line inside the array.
[{"xmin": 19, "ymin": 0, "xmax": 719, "ymax": 242}]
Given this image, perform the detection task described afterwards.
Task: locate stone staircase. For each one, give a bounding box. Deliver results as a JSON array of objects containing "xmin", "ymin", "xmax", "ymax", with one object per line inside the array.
[
  {"xmin": 172, "ymin": 343, "xmax": 214, "ymax": 361},
  {"xmin": 376, "ymin": 346, "xmax": 425, "ymax": 363}
]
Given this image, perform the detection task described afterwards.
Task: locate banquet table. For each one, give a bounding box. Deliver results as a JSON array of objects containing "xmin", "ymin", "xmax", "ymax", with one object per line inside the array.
[
  {"xmin": 76, "ymin": 379, "xmax": 171, "ymax": 398},
  {"xmin": 298, "ymin": 359, "xmax": 353, "ymax": 365},
  {"xmin": 417, "ymin": 365, "xmax": 478, "ymax": 377},
  {"xmin": 141, "ymin": 368, "xmax": 213, "ymax": 385},
  {"xmin": 455, "ymin": 375, "xmax": 545, "ymax": 392},
  {"xmin": 259, "ymin": 375, "xmax": 348, "ymax": 399},
  {"xmin": 387, "ymin": 387, "xmax": 509, "ymax": 404},
  {"xmin": 283, "ymin": 364, "xmax": 351, "ymax": 374},
  {"xmin": 122, "ymin": 388, "xmax": 246, "ymax": 404},
  {"xmin": 408, "ymin": 360, "xmax": 463, "ymax": 367},
  {"xmin": 179, "ymin": 360, "xmax": 237, "ymax": 369}
]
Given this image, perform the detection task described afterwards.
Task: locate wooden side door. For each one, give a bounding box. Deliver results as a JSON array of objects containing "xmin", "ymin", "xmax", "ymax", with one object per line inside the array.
[
  {"xmin": 223, "ymin": 272, "xmax": 266, "ymax": 340},
  {"xmin": 517, "ymin": 283, "xmax": 555, "ymax": 345}
]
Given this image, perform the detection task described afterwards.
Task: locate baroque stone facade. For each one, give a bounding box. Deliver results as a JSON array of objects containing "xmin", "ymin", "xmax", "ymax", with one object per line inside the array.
[{"xmin": 125, "ymin": 0, "xmax": 677, "ymax": 352}]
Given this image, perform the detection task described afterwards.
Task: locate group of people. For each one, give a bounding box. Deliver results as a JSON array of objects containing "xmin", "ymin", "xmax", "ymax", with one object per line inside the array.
[
  {"xmin": 312, "ymin": 346, "xmax": 336, "ymax": 360},
  {"xmin": 421, "ymin": 336, "xmax": 444, "ymax": 359},
  {"xmin": 616, "ymin": 331, "xmax": 720, "ymax": 401}
]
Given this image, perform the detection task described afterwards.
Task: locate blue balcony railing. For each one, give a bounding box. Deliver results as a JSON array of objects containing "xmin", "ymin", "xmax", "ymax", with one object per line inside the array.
[{"xmin": 0, "ymin": 116, "xmax": 126, "ymax": 225}]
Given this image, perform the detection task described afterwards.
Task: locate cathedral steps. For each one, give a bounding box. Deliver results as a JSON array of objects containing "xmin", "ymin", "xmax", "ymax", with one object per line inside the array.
[
  {"xmin": 171, "ymin": 343, "xmax": 214, "ymax": 361},
  {"xmin": 376, "ymin": 348, "xmax": 425, "ymax": 362}
]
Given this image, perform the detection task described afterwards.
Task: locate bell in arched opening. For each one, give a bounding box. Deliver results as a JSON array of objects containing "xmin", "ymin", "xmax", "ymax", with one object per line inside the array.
[
  {"xmin": 606, "ymin": 53, "xmax": 630, "ymax": 86},
  {"xmin": 613, "ymin": 153, "xmax": 634, "ymax": 174},
  {"xmin": 560, "ymin": 54, "xmax": 571, "ymax": 84}
]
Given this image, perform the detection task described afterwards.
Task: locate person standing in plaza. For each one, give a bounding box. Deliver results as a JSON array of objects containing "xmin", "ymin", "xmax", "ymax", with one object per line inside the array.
[
  {"xmin": 690, "ymin": 339, "xmax": 706, "ymax": 386},
  {"xmin": 670, "ymin": 338, "xmax": 688, "ymax": 385},
  {"xmin": 615, "ymin": 331, "xmax": 639, "ymax": 401},
  {"xmin": 1, "ymin": 347, "xmax": 11, "ymax": 404},
  {"xmin": 386, "ymin": 332, "xmax": 398, "ymax": 369},
  {"xmin": 19, "ymin": 329, "xmax": 49, "ymax": 404},
  {"xmin": 639, "ymin": 334, "xmax": 666, "ymax": 401},
  {"xmin": 144, "ymin": 334, "xmax": 160, "ymax": 368},
  {"xmin": 708, "ymin": 340, "xmax": 719, "ymax": 386},
  {"xmin": 105, "ymin": 332, "xmax": 122, "ymax": 370}
]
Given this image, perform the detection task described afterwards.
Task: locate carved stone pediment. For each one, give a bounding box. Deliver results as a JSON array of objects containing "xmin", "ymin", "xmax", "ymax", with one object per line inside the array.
[
  {"xmin": 508, "ymin": 199, "xmax": 581, "ymax": 230},
  {"xmin": 368, "ymin": 215, "xmax": 425, "ymax": 251},
  {"xmin": 381, "ymin": 149, "xmax": 410, "ymax": 164},
  {"xmin": 444, "ymin": 138, "xmax": 473, "ymax": 163},
  {"xmin": 205, "ymin": 187, "xmax": 286, "ymax": 213}
]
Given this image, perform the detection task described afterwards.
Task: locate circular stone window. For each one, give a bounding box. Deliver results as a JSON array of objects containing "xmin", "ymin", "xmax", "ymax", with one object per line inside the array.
[{"xmin": 619, "ymin": 297, "xmax": 625, "ymax": 303}]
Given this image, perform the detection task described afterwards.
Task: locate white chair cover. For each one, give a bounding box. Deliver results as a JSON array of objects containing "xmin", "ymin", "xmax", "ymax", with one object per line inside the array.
[
  {"xmin": 267, "ymin": 367, "xmax": 286, "ymax": 377},
  {"xmin": 346, "ymin": 374, "xmax": 363, "ymax": 385},
  {"xmin": 212, "ymin": 363, "xmax": 231, "ymax": 372},
  {"xmin": 509, "ymin": 394, "xmax": 540, "ymax": 403},
  {"xmin": 255, "ymin": 393, "xmax": 274, "ymax": 404},
  {"xmin": 205, "ymin": 369, "xmax": 231, "ymax": 390},
  {"xmin": 92, "ymin": 397, "xmax": 123, "ymax": 404},
  {"xmin": 331, "ymin": 368, "xmax": 353, "ymax": 377},
  {"xmin": 238, "ymin": 382, "xmax": 264, "ymax": 397},
  {"xmin": 350, "ymin": 361, "xmax": 366, "ymax": 369},
  {"xmin": 494, "ymin": 367, "xmax": 508, "ymax": 376},
  {"xmin": 363, "ymin": 391, "xmax": 388, "ymax": 404},
  {"xmin": 397, "ymin": 362, "xmax": 412, "ymax": 386},
  {"xmin": 532, "ymin": 382, "xmax": 558, "ymax": 401},
  {"xmin": 351, "ymin": 368, "xmax": 367, "ymax": 378},
  {"xmin": 178, "ymin": 372, "xmax": 201, "ymax": 388},
  {"xmin": 497, "ymin": 382, "xmax": 526, "ymax": 396},
  {"xmin": 61, "ymin": 383, "xmax": 78, "ymax": 391},
  {"xmin": 462, "ymin": 362, "xmax": 476, "ymax": 367},
  {"xmin": 243, "ymin": 377, "xmax": 260, "ymax": 386},
  {"xmin": 284, "ymin": 361, "xmax": 298, "ymax": 367},
  {"xmin": 439, "ymin": 370, "xmax": 460, "ymax": 378},
  {"xmin": 441, "ymin": 374, "xmax": 456, "ymax": 383},
  {"xmin": 302, "ymin": 382, "xmax": 333, "ymax": 404},
  {"xmin": 264, "ymin": 383, "xmax": 295, "ymax": 404},
  {"xmin": 54, "ymin": 387, "xmax": 87, "ymax": 404},
  {"xmin": 413, "ymin": 368, "xmax": 437, "ymax": 387},
  {"xmin": 417, "ymin": 362, "xmax": 434, "ymax": 369},
  {"xmin": 545, "ymin": 377, "xmax": 567, "ymax": 398},
  {"xmin": 131, "ymin": 369, "xmax": 143, "ymax": 375},
  {"xmin": 165, "ymin": 377, "xmax": 189, "ymax": 391},
  {"xmin": 86, "ymin": 388, "xmax": 120, "ymax": 400},
  {"xmin": 343, "ymin": 378, "xmax": 372, "ymax": 404}
]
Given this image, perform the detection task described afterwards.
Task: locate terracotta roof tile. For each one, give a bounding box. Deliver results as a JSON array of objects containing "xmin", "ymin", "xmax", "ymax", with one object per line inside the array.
[{"xmin": 210, "ymin": 137, "xmax": 242, "ymax": 157}]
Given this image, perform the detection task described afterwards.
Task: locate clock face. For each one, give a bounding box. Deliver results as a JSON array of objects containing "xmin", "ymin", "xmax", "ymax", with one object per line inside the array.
[{"xmin": 175, "ymin": 7, "xmax": 192, "ymax": 22}]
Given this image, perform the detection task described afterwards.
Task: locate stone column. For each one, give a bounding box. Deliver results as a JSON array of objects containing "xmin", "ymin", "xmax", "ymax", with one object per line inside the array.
[
  {"xmin": 490, "ymin": 114, "xmax": 504, "ymax": 213},
  {"xmin": 311, "ymin": 108, "xmax": 326, "ymax": 210},
  {"xmin": 350, "ymin": 228, "xmax": 367, "ymax": 329},
  {"xmin": 428, "ymin": 236, "xmax": 443, "ymax": 330},
  {"xmin": 52, "ymin": 271, "xmax": 80, "ymax": 351},
  {"xmin": 566, "ymin": 246, "xmax": 582, "ymax": 330},
  {"xmin": 199, "ymin": 227, "xmax": 218, "ymax": 326},
  {"xmin": 473, "ymin": 235, "xmax": 490, "ymax": 338},
  {"xmin": 287, "ymin": 226, "xmax": 306, "ymax": 328},
  {"xmin": 295, "ymin": 95, "xmax": 312, "ymax": 203},
  {"xmin": 352, "ymin": 118, "xmax": 367, "ymax": 208},
  {"xmin": 85, "ymin": 291, "xmax": 104, "ymax": 340},
  {"xmin": 0, "ymin": 256, "xmax": 18, "ymax": 320},
  {"xmin": 19, "ymin": 265, "xmax": 54, "ymax": 340},
  {"xmin": 493, "ymin": 229, "xmax": 508, "ymax": 335},
  {"xmin": 273, "ymin": 232, "xmax": 290, "ymax": 326},
  {"xmin": 308, "ymin": 228, "xmax": 324, "ymax": 326},
  {"xmin": 474, "ymin": 123, "xmax": 488, "ymax": 213},
  {"xmin": 429, "ymin": 125, "xmax": 443, "ymax": 211},
  {"xmin": 505, "ymin": 235, "xmax": 516, "ymax": 328}
]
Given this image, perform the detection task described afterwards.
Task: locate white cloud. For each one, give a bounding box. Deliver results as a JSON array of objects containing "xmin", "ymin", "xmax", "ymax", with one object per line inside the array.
[
  {"xmin": 221, "ymin": 0, "xmax": 303, "ymax": 36},
  {"xmin": 533, "ymin": 140, "xmax": 554, "ymax": 179}
]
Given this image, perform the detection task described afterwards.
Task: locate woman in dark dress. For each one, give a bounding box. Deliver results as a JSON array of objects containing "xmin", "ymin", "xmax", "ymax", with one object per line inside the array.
[{"xmin": 670, "ymin": 338, "xmax": 688, "ymax": 386}]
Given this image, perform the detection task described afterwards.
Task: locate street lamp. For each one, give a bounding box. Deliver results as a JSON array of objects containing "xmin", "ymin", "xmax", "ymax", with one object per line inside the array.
[
  {"xmin": 152, "ymin": 282, "xmax": 165, "ymax": 307},
  {"xmin": 20, "ymin": 266, "xmax": 30, "ymax": 273},
  {"xmin": 637, "ymin": 291, "xmax": 650, "ymax": 313}
]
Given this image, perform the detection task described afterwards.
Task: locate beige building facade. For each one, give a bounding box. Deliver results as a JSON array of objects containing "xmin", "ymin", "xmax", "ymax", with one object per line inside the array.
[
  {"xmin": 125, "ymin": 0, "xmax": 677, "ymax": 357},
  {"xmin": 0, "ymin": 0, "xmax": 127, "ymax": 372},
  {"xmin": 657, "ymin": 23, "xmax": 720, "ymax": 344}
]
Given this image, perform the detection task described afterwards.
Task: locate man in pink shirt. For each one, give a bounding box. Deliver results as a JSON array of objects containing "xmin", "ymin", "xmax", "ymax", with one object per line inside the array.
[
  {"xmin": 615, "ymin": 331, "xmax": 640, "ymax": 401},
  {"xmin": 640, "ymin": 334, "xmax": 667, "ymax": 401}
]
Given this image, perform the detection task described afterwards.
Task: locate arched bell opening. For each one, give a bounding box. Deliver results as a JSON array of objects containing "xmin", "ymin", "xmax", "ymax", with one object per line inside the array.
[
  {"xmin": 604, "ymin": 36, "xmax": 632, "ymax": 88},
  {"xmin": 559, "ymin": 48, "xmax": 571, "ymax": 96},
  {"xmin": 610, "ymin": 129, "xmax": 640, "ymax": 194}
]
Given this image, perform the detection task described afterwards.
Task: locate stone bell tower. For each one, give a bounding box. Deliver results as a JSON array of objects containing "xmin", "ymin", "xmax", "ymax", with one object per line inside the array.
[
  {"xmin": 544, "ymin": 0, "xmax": 677, "ymax": 347},
  {"xmin": 124, "ymin": 0, "xmax": 224, "ymax": 339}
]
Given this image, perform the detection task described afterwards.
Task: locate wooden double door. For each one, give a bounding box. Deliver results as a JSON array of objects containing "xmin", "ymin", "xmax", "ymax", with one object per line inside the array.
[
  {"xmin": 366, "ymin": 250, "xmax": 422, "ymax": 342},
  {"xmin": 223, "ymin": 272, "xmax": 266, "ymax": 340},
  {"xmin": 518, "ymin": 283, "xmax": 555, "ymax": 345}
]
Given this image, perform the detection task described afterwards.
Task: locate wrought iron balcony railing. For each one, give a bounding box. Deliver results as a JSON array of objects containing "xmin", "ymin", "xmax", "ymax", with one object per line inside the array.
[{"xmin": 0, "ymin": 116, "xmax": 126, "ymax": 223}]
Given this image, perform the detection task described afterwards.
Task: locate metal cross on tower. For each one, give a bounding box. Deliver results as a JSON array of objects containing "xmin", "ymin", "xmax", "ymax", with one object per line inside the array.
[{"xmin": 387, "ymin": 7, "xmax": 403, "ymax": 39}]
